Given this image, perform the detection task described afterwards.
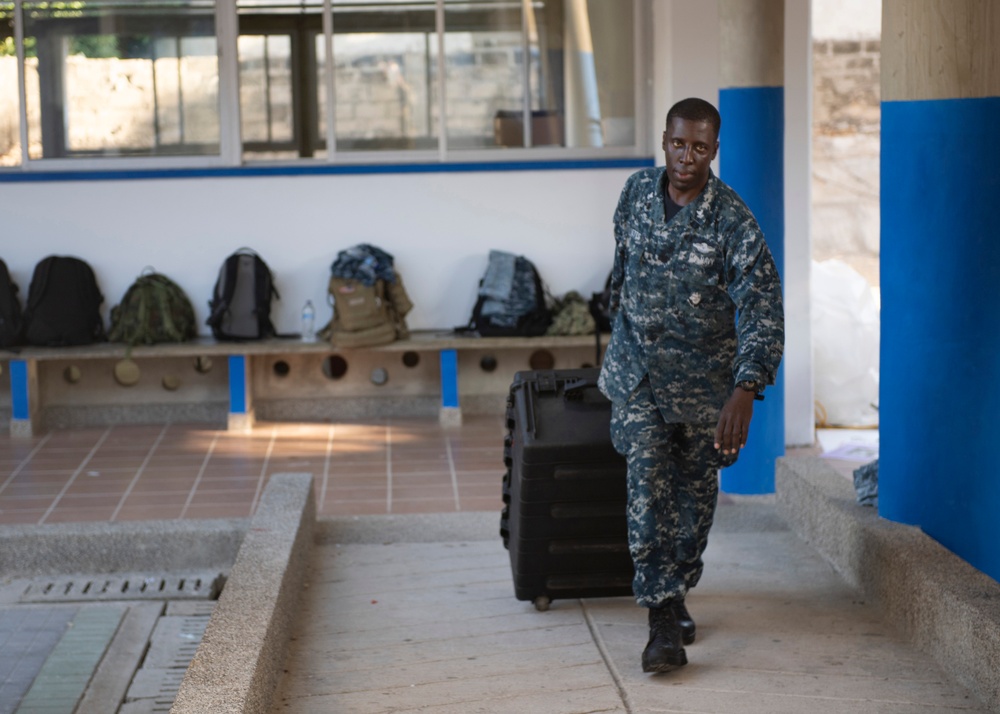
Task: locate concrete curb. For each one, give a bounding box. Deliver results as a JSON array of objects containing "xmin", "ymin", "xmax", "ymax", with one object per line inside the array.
[
  {"xmin": 777, "ymin": 456, "xmax": 1000, "ymax": 713},
  {"xmin": 170, "ymin": 473, "xmax": 315, "ymax": 714},
  {"xmin": 0, "ymin": 518, "xmax": 246, "ymax": 576},
  {"xmin": 315, "ymin": 510, "xmax": 500, "ymax": 544}
]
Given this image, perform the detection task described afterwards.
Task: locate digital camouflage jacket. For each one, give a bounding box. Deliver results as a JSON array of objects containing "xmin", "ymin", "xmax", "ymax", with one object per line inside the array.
[{"xmin": 598, "ymin": 167, "xmax": 784, "ymax": 423}]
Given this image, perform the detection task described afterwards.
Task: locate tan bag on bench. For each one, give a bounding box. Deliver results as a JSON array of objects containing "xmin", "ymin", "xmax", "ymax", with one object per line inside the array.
[
  {"xmin": 324, "ymin": 275, "xmax": 412, "ymax": 348},
  {"xmin": 329, "ymin": 278, "xmax": 390, "ymax": 333}
]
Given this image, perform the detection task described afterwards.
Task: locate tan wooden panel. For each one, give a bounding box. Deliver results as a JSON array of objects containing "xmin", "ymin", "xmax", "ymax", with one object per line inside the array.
[
  {"xmin": 883, "ymin": 0, "xmax": 1000, "ymax": 101},
  {"xmin": 719, "ymin": 0, "xmax": 784, "ymax": 88}
]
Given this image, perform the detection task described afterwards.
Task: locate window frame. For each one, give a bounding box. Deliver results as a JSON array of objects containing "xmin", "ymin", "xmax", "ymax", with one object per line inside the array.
[{"xmin": 1, "ymin": 0, "xmax": 652, "ymax": 174}]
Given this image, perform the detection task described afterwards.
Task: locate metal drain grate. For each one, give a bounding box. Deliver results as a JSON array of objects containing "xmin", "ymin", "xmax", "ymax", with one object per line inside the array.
[
  {"xmin": 121, "ymin": 613, "xmax": 212, "ymax": 714},
  {"xmin": 19, "ymin": 573, "xmax": 225, "ymax": 603}
]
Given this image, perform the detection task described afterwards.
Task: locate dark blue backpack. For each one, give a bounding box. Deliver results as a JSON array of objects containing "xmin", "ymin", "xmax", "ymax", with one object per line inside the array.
[{"xmin": 460, "ymin": 250, "xmax": 552, "ymax": 337}]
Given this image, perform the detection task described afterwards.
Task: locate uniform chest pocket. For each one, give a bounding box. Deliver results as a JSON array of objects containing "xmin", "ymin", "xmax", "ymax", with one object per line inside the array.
[
  {"xmin": 654, "ymin": 240, "xmax": 725, "ymax": 302},
  {"xmin": 671, "ymin": 279, "xmax": 727, "ymax": 311}
]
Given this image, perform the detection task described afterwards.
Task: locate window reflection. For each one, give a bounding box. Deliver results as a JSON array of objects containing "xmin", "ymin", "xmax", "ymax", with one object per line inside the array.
[
  {"xmin": 22, "ymin": 0, "xmax": 220, "ymax": 159},
  {"xmin": 332, "ymin": 2, "xmax": 437, "ymax": 153},
  {"xmin": 238, "ymin": 0, "xmax": 324, "ymax": 160},
  {"xmin": 334, "ymin": 30, "xmax": 435, "ymax": 152},
  {"xmin": 1, "ymin": 1, "xmax": 21, "ymax": 166},
  {"xmin": 5, "ymin": 0, "xmax": 636, "ymax": 165},
  {"xmin": 443, "ymin": 0, "xmax": 529, "ymax": 150}
]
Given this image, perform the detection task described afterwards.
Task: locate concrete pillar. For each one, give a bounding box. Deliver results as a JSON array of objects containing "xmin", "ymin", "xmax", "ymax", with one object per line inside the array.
[
  {"xmin": 782, "ymin": 0, "xmax": 814, "ymax": 449},
  {"xmin": 717, "ymin": 0, "xmax": 785, "ymax": 494},
  {"xmin": 880, "ymin": 0, "xmax": 1000, "ymax": 581}
]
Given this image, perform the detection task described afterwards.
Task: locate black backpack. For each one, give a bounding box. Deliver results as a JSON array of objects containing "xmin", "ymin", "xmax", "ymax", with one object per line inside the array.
[
  {"xmin": 23, "ymin": 256, "xmax": 106, "ymax": 347},
  {"xmin": 459, "ymin": 250, "xmax": 552, "ymax": 337},
  {"xmin": 0, "ymin": 258, "xmax": 24, "ymax": 348},
  {"xmin": 206, "ymin": 248, "xmax": 279, "ymax": 341},
  {"xmin": 588, "ymin": 270, "xmax": 614, "ymax": 333}
]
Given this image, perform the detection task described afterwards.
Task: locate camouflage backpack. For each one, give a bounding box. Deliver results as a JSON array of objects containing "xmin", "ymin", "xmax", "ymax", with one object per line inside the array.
[
  {"xmin": 546, "ymin": 290, "xmax": 596, "ymax": 336},
  {"xmin": 109, "ymin": 270, "xmax": 197, "ymax": 350}
]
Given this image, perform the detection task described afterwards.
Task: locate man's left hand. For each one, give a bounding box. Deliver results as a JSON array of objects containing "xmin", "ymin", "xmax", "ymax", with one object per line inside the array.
[{"xmin": 715, "ymin": 389, "xmax": 756, "ymax": 455}]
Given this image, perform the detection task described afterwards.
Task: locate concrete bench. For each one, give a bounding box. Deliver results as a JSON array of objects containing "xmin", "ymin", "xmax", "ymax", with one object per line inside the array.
[{"xmin": 4, "ymin": 331, "xmax": 608, "ymax": 437}]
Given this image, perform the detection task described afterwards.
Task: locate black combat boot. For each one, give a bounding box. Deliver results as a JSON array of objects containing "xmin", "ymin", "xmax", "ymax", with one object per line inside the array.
[
  {"xmin": 641, "ymin": 604, "xmax": 688, "ymax": 673},
  {"xmin": 673, "ymin": 598, "xmax": 696, "ymax": 645}
]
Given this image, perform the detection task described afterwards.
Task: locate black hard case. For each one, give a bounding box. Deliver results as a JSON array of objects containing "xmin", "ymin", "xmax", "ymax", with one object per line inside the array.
[{"xmin": 500, "ymin": 368, "xmax": 634, "ymax": 610}]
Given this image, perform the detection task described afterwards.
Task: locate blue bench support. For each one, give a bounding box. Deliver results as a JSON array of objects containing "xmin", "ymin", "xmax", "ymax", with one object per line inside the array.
[
  {"xmin": 438, "ymin": 348, "xmax": 462, "ymax": 428},
  {"xmin": 9, "ymin": 359, "xmax": 39, "ymax": 438},
  {"xmin": 227, "ymin": 355, "xmax": 254, "ymax": 432}
]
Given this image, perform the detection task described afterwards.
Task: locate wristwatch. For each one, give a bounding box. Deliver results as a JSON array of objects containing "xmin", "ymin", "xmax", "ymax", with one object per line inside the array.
[{"xmin": 736, "ymin": 380, "xmax": 765, "ymax": 400}]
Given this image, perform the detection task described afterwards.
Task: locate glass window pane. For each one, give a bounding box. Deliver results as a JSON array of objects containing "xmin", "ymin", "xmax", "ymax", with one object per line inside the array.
[
  {"xmin": 316, "ymin": 32, "xmax": 327, "ymax": 153},
  {"xmin": 238, "ymin": 0, "xmax": 324, "ymax": 161},
  {"xmin": 443, "ymin": 0, "xmax": 642, "ymax": 152},
  {"xmin": 0, "ymin": 1, "xmax": 20, "ymax": 166},
  {"xmin": 239, "ymin": 35, "xmax": 293, "ymax": 144},
  {"xmin": 583, "ymin": 0, "xmax": 634, "ymax": 147},
  {"xmin": 444, "ymin": 0, "xmax": 529, "ymax": 151},
  {"xmin": 332, "ymin": 1, "xmax": 436, "ymax": 153},
  {"xmin": 21, "ymin": 0, "xmax": 219, "ymax": 160}
]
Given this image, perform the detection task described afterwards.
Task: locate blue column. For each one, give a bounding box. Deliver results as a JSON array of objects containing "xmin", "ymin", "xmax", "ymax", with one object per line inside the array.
[
  {"xmin": 439, "ymin": 349, "xmax": 459, "ymax": 409},
  {"xmin": 228, "ymin": 355, "xmax": 248, "ymax": 415},
  {"xmin": 880, "ymin": 96, "xmax": 1000, "ymax": 580},
  {"xmin": 718, "ymin": 86, "xmax": 786, "ymax": 494},
  {"xmin": 10, "ymin": 359, "xmax": 30, "ymax": 421},
  {"xmin": 879, "ymin": 0, "xmax": 1000, "ymax": 582}
]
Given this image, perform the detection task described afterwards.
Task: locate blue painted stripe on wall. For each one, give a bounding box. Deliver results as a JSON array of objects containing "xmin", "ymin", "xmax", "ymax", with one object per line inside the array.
[
  {"xmin": 0, "ymin": 157, "xmax": 654, "ymax": 184},
  {"xmin": 880, "ymin": 96, "xmax": 1000, "ymax": 582},
  {"xmin": 718, "ymin": 86, "xmax": 785, "ymax": 495},
  {"xmin": 10, "ymin": 360, "xmax": 29, "ymax": 421},
  {"xmin": 440, "ymin": 349, "xmax": 459, "ymax": 409},
  {"xmin": 228, "ymin": 355, "xmax": 247, "ymax": 414}
]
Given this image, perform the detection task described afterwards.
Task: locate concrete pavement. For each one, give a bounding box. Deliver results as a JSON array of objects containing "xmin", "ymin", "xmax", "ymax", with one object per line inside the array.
[{"xmin": 267, "ymin": 499, "xmax": 989, "ymax": 714}]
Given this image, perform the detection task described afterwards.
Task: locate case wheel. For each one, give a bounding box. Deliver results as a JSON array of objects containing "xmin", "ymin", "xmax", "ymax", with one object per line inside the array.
[{"xmin": 533, "ymin": 596, "xmax": 551, "ymax": 612}]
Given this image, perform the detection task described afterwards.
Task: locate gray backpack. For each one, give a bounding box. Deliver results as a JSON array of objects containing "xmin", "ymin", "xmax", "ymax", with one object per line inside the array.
[{"xmin": 206, "ymin": 248, "xmax": 278, "ymax": 340}]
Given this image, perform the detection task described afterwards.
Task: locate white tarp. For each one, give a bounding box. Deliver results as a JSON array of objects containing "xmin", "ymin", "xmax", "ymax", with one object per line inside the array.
[{"xmin": 811, "ymin": 259, "xmax": 880, "ymax": 427}]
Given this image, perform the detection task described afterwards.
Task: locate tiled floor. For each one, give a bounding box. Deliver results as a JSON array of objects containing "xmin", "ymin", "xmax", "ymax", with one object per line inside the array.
[
  {"xmin": 0, "ymin": 415, "xmax": 510, "ymax": 526},
  {"xmin": 0, "ymin": 415, "xmax": 860, "ymax": 527}
]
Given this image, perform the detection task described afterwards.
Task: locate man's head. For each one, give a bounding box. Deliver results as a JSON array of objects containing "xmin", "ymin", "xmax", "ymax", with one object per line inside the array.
[{"xmin": 662, "ymin": 98, "xmax": 720, "ymax": 202}]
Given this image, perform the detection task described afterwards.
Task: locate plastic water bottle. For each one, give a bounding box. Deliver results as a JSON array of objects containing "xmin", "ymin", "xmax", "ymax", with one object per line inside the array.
[{"xmin": 301, "ymin": 300, "xmax": 316, "ymax": 342}]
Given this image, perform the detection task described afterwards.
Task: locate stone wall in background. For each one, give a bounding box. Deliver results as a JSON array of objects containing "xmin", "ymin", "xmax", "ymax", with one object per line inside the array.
[
  {"xmin": 0, "ymin": 42, "xmax": 531, "ymax": 164},
  {"xmin": 0, "ymin": 57, "xmax": 20, "ymax": 165},
  {"xmin": 812, "ymin": 38, "xmax": 881, "ymax": 287}
]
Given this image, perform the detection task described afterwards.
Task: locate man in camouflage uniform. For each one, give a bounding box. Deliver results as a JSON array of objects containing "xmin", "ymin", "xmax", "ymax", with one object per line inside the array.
[{"xmin": 598, "ymin": 98, "xmax": 784, "ymax": 673}]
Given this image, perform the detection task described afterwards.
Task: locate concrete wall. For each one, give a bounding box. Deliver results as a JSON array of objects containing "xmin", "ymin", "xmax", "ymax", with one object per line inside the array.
[{"xmin": 812, "ymin": 39, "xmax": 881, "ymax": 287}]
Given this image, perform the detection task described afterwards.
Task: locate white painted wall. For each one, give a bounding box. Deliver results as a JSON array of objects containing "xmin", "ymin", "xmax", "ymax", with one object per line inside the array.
[{"xmin": 2, "ymin": 168, "xmax": 632, "ymax": 334}]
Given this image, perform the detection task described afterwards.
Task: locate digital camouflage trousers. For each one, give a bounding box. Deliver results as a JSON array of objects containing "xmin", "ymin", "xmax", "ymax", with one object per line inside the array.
[{"xmin": 610, "ymin": 376, "xmax": 735, "ymax": 608}]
